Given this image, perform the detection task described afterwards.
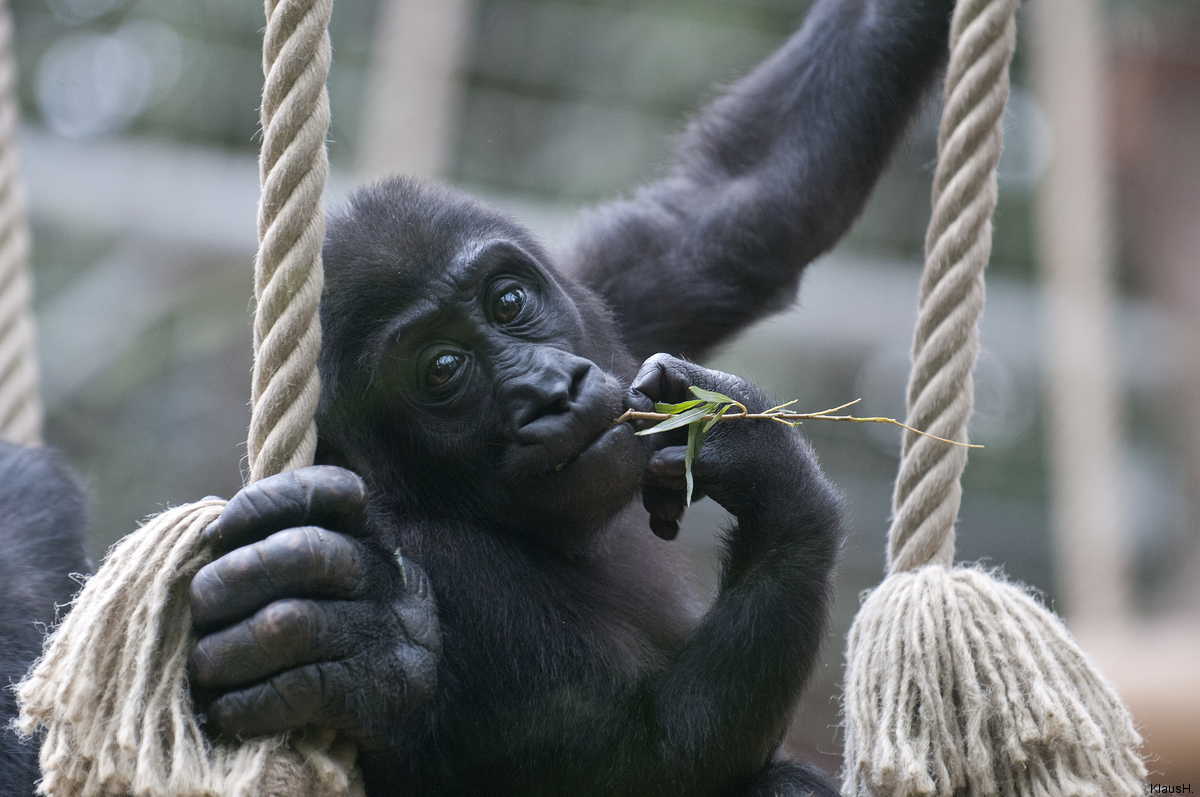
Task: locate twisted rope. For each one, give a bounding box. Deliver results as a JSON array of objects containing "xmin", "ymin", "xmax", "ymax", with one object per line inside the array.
[
  {"xmin": 842, "ymin": 0, "xmax": 1146, "ymax": 793},
  {"xmin": 0, "ymin": 0, "xmax": 42, "ymax": 446},
  {"xmin": 248, "ymin": 0, "xmax": 331, "ymax": 483},
  {"xmin": 887, "ymin": 0, "xmax": 1012, "ymax": 573},
  {"xmin": 17, "ymin": 0, "xmax": 355, "ymax": 793}
]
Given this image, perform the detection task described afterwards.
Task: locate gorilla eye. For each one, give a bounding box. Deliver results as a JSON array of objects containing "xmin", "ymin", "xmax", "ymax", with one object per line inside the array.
[
  {"xmin": 493, "ymin": 289, "xmax": 525, "ymax": 324},
  {"xmin": 425, "ymin": 353, "xmax": 464, "ymax": 388}
]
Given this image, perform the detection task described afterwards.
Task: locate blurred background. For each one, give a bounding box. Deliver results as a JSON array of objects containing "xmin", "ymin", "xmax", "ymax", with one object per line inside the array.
[{"xmin": 8, "ymin": 0, "xmax": 1199, "ymax": 783}]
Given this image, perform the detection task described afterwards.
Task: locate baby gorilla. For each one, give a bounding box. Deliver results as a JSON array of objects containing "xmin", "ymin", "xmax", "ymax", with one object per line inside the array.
[
  {"xmin": 189, "ymin": 0, "xmax": 957, "ymax": 793},
  {"xmin": 191, "ymin": 268, "xmax": 842, "ymax": 794},
  {"xmin": 189, "ymin": 187, "xmax": 841, "ymax": 797}
]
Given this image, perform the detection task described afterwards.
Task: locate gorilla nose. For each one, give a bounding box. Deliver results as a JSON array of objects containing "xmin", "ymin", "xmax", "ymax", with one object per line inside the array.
[{"xmin": 506, "ymin": 350, "xmax": 593, "ymax": 436}]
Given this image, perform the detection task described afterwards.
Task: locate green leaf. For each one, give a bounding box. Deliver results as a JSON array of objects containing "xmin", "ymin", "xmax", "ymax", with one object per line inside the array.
[
  {"xmin": 688, "ymin": 386, "xmax": 736, "ymax": 405},
  {"xmin": 635, "ymin": 404, "xmax": 714, "ymax": 435},
  {"xmin": 701, "ymin": 402, "xmax": 733, "ymax": 435},
  {"xmin": 684, "ymin": 420, "xmax": 704, "ymax": 506},
  {"xmin": 653, "ymin": 399, "xmax": 702, "ymax": 415}
]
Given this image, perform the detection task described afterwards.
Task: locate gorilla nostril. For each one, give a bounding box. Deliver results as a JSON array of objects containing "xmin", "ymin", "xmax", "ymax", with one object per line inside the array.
[
  {"xmin": 506, "ymin": 352, "xmax": 597, "ymax": 432},
  {"xmin": 510, "ymin": 373, "xmax": 573, "ymax": 429},
  {"xmin": 568, "ymin": 361, "xmax": 591, "ymax": 402}
]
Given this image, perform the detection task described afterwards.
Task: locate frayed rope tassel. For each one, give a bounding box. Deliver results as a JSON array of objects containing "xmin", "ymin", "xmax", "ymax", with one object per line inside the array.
[
  {"xmin": 841, "ymin": 565, "xmax": 1146, "ymax": 797},
  {"xmin": 16, "ymin": 501, "xmax": 362, "ymax": 797}
]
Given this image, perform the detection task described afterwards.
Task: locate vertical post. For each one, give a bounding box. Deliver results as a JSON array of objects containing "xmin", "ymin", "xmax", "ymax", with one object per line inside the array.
[
  {"xmin": 357, "ymin": 0, "xmax": 476, "ymax": 180},
  {"xmin": 1029, "ymin": 0, "xmax": 1131, "ymax": 624}
]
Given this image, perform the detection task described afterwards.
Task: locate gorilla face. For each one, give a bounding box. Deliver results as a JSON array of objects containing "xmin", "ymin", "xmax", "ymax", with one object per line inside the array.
[{"xmin": 316, "ymin": 179, "xmax": 645, "ymax": 546}]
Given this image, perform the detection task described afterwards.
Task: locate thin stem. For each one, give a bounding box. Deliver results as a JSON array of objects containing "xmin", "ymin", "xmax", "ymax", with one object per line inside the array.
[{"xmin": 612, "ymin": 405, "xmax": 982, "ymax": 449}]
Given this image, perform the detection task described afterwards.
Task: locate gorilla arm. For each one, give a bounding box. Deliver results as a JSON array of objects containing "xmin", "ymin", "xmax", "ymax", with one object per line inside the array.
[
  {"xmin": 480, "ymin": 356, "xmax": 842, "ymax": 796},
  {"xmin": 570, "ymin": 0, "xmax": 955, "ymax": 362},
  {"xmin": 636, "ymin": 356, "xmax": 841, "ymax": 791}
]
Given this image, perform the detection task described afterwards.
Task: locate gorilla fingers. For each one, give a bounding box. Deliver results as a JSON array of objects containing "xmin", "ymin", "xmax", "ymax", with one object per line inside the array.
[
  {"xmin": 632, "ymin": 353, "xmax": 826, "ymax": 536},
  {"xmin": 188, "ymin": 467, "xmax": 441, "ymax": 750}
]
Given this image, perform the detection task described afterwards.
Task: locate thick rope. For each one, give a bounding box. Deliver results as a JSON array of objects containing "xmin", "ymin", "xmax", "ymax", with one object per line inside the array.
[
  {"xmin": 17, "ymin": 0, "xmax": 355, "ymax": 794},
  {"xmin": 841, "ymin": 0, "xmax": 1146, "ymax": 793},
  {"xmin": 0, "ymin": 0, "xmax": 42, "ymax": 446},
  {"xmin": 887, "ymin": 0, "xmax": 1013, "ymax": 574},
  {"xmin": 18, "ymin": 501, "xmax": 362, "ymax": 796},
  {"xmin": 248, "ymin": 0, "xmax": 330, "ymax": 484},
  {"xmin": 843, "ymin": 567, "xmax": 1147, "ymax": 796}
]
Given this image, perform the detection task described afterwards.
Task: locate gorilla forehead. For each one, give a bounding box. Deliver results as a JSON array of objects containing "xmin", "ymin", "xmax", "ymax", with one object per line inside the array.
[{"xmin": 322, "ymin": 177, "xmax": 550, "ymax": 319}]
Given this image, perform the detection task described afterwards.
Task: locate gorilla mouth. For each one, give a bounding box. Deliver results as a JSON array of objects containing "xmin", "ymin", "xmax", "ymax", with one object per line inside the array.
[
  {"xmin": 549, "ymin": 421, "xmax": 624, "ymax": 474},
  {"xmin": 507, "ymin": 366, "xmax": 634, "ymax": 480}
]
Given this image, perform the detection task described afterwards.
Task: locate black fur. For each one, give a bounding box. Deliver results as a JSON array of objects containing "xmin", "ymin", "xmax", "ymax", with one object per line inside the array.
[
  {"xmin": 306, "ymin": 181, "xmax": 848, "ymax": 794},
  {"xmin": 188, "ymin": 1, "xmax": 955, "ymax": 794},
  {"xmin": 0, "ymin": 443, "xmax": 89, "ymax": 797},
  {"xmin": 572, "ymin": 0, "xmax": 955, "ymax": 362}
]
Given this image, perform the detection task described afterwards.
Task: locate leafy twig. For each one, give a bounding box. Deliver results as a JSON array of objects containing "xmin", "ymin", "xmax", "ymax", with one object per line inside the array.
[{"xmin": 614, "ymin": 388, "xmax": 981, "ymax": 506}]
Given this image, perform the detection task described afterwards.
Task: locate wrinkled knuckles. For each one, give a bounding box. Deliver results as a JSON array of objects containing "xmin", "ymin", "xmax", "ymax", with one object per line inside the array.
[
  {"xmin": 294, "ymin": 465, "xmax": 369, "ymax": 503},
  {"xmin": 190, "ymin": 529, "xmax": 367, "ymax": 634},
  {"xmin": 205, "ymin": 465, "xmax": 370, "ymax": 552},
  {"xmin": 631, "ymin": 353, "xmax": 761, "ymax": 411},
  {"xmin": 298, "ymin": 526, "xmax": 349, "ymax": 583},
  {"xmin": 253, "ymin": 598, "xmax": 322, "ymax": 660},
  {"xmin": 188, "ymin": 642, "xmax": 222, "ymax": 689},
  {"xmin": 261, "ymin": 527, "xmax": 365, "ymax": 593}
]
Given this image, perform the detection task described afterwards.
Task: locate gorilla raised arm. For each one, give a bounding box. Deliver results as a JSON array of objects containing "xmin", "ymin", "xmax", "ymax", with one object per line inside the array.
[
  {"xmin": 189, "ymin": 1, "xmax": 955, "ymax": 794},
  {"xmin": 572, "ymin": 0, "xmax": 953, "ymax": 362}
]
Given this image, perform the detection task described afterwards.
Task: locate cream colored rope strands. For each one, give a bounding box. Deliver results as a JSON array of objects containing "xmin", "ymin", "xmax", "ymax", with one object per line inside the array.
[
  {"xmin": 249, "ymin": 0, "xmax": 329, "ymax": 483},
  {"xmin": 840, "ymin": 0, "xmax": 1145, "ymax": 794},
  {"xmin": 0, "ymin": 0, "xmax": 42, "ymax": 446},
  {"xmin": 17, "ymin": 0, "xmax": 360, "ymax": 794}
]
